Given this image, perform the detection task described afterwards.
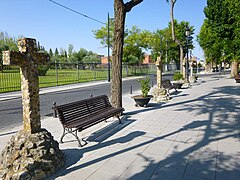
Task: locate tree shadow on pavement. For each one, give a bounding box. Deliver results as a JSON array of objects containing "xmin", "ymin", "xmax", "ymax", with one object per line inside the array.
[
  {"xmin": 50, "ymin": 84, "xmax": 240, "ymax": 179},
  {"xmin": 128, "ymin": 85, "xmax": 240, "ymax": 179}
]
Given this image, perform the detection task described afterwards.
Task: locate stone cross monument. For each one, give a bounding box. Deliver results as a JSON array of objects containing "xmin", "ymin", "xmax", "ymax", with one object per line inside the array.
[
  {"xmin": 152, "ymin": 56, "xmax": 168, "ymax": 102},
  {"xmin": 0, "ymin": 38, "xmax": 64, "ymax": 179},
  {"xmin": 189, "ymin": 59, "xmax": 196, "ymax": 83},
  {"xmin": 2, "ymin": 38, "xmax": 49, "ymax": 133},
  {"xmin": 155, "ymin": 56, "xmax": 162, "ymax": 88},
  {"xmin": 190, "ymin": 60, "xmax": 193, "ymax": 77}
]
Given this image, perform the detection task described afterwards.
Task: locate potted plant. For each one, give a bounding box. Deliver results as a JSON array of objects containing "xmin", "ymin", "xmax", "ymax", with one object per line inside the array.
[
  {"xmin": 173, "ymin": 72, "xmax": 184, "ymax": 89},
  {"xmin": 132, "ymin": 77, "xmax": 153, "ymax": 107},
  {"xmin": 235, "ymin": 72, "xmax": 240, "ymax": 83}
]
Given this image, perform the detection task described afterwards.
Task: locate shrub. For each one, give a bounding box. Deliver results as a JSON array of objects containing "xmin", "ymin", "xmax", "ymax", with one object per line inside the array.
[
  {"xmin": 138, "ymin": 77, "xmax": 151, "ymax": 97},
  {"xmin": 173, "ymin": 72, "xmax": 184, "ymax": 81},
  {"xmin": 38, "ymin": 64, "xmax": 50, "ymax": 76}
]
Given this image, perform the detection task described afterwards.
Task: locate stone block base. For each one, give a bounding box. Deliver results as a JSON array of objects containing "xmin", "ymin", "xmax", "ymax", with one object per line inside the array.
[
  {"xmin": 0, "ymin": 129, "xmax": 64, "ymax": 180},
  {"xmin": 189, "ymin": 76, "xmax": 197, "ymax": 83},
  {"xmin": 151, "ymin": 87, "xmax": 170, "ymax": 102}
]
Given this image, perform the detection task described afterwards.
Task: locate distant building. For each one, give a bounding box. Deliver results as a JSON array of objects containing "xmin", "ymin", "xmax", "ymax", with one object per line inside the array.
[
  {"xmin": 97, "ymin": 54, "xmax": 104, "ymax": 59},
  {"xmin": 142, "ymin": 54, "xmax": 153, "ymax": 64},
  {"xmin": 101, "ymin": 54, "xmax": 154, "ymax": 65},
  {"xmin": 101, "ymin": 56, "xmax": 111, "ymax": 64}
]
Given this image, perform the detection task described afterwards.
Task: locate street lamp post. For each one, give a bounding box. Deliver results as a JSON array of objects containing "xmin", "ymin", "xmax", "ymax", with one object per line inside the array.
[{"xmin": 185, "ymin": 27, "xmax": 190, "ymax": 82}]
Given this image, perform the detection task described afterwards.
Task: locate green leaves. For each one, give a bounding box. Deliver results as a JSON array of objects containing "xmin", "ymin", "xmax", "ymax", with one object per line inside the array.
[
  {"xmin": 93, "ymin": 19, "xmax": 114, "ymax": 48},
  {"xmin": 138, "ymin": 77, "xmax": 151, "ymax": 97},
  {"xmin": 201, "ymin": 0, "xmax": 240, "ymax": 61},
  {"xmin": 0, "ymin": 32, "xmax": 18, "ymax": 66}
]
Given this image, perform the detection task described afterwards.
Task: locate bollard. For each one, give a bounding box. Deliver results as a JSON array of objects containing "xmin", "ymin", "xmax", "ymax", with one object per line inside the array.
[
  {"xmin": 152, "ymin": 81, "xmax": 154, "ymax": 87},
  {"xmin": 52, "ymin": 102, "xmax": 57, "ymax": 118},
  {"xmin": 130, "ymin": 86, "xmax": 132, "ymax": 94}
]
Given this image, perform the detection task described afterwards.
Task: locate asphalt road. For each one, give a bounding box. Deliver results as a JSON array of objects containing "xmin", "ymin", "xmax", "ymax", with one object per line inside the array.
[
  {"xmin": 1, "ymin": 71, "xmax": 225, "ymax": 132},
  {"xmin": 1, "ymin": 75, "xmax": 173, "ymax": 131}
]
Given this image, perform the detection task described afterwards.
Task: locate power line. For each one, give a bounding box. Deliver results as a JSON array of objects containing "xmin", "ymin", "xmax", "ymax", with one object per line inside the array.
[{"xmin": 49, "ymin": 0, "xmax": 105, "ymax": 25}]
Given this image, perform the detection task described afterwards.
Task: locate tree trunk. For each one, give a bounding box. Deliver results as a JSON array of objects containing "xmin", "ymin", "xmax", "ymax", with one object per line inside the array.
[
  {"xmin": 231, "ymin": 61, "xmax": 239, "ymax": 77},
  {"xmin": 170, "ymin": 0, "xmax": 176, "ymax": 42},
  {"xmin": 170, "ymin": 0, "xmax": 184, "ymax": 76},
  {"xmin": 179, "ymin": 45, "xmax": 184, "ymax": 76},
  {"xmin": 111, "ymin": 1, "xmax": 125, "ymax": 108},
  {"xmin": 111, "ymin": 0, "xmax": 143, "ymax": 108}
]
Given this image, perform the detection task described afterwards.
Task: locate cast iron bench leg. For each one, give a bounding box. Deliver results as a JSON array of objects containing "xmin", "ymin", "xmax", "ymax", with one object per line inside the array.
[
  {"xmin": 75, "ymin": 130, "xmax": 83, "ymax": 147},
  {"xmin": 117, "ymin": 116, "xmax": 122, "ymax": 124},
  {"xmin": 60, "ymin": 126, "xmax": 66, "ymax": 144},
  {"xmin": 60, "ymin": 127, "xmax": 83, "ymax": 147}
]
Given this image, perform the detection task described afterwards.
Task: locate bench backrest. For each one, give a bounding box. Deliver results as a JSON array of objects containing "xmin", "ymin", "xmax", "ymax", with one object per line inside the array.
[
  {"xmin": 162, "ymin": 79, "xmax": 172, "ymax": 86},
  {"xmin": 55, "ymin": 95, "xmax": 112, "ymax": 125}
]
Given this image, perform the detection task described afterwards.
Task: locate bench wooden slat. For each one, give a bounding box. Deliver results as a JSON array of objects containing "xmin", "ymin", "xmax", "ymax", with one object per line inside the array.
[
  {"xmin": 54, "ymin": 95, "xmax": 124, "ymax": 147},
  {"xmin": 59, "ymin": 107, "xmax": 113, "ymax": 127},
  {"xmin": 162, "ymin": 79, "xmax": 178, "ymax": 95}
]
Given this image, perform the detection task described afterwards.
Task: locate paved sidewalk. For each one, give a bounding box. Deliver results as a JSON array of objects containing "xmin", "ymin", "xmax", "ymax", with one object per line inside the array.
[{"xmin": 0, "ymin": 75, "xmax": 240, "ymax": 180}]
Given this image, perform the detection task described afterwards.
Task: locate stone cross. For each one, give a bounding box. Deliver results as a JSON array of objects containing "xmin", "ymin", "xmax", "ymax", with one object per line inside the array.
[
  {"xmin": 190, "ymin": 60, "xmax": 194, "ymax": 77},
  {"xmin": 155, "ymin": 56, "xmax": 162, "ymax": 88},
  {"xmin": 2, "ymin": 38, "xmax": 50, "ymax": 133}
]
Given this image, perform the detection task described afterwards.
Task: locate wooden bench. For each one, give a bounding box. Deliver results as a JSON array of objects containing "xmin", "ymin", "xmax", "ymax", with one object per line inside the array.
[
  {"xmin": 53, "ymin": 95, "xmax": 125, "ymax": 147},
  {"xmin": 161, "ymin": 79, "xmax": 178, "ymax": 95}
]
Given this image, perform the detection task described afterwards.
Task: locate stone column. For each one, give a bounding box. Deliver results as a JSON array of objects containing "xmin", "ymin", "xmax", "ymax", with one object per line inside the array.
[
  {"xmin": 156, "ymin": 56, "xmax": 162, "ymax": 88},
  {"xmin": 0, "ymin": 38, "xmax": 64, "ymax": 179}
]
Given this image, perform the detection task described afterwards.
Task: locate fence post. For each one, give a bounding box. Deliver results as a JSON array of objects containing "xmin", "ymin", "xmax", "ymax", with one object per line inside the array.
[
  {"xmin": 55, "ymin": 60, "xmax": 58, "ymax": 86},
  {"xmin": 77, "ymin": 61, "xmax": 79, "ymax": 82},
  {"xmin": 94, "ymin": 63, "xmax": 97, "ymax": 80},
  {"xmin": 1, "ymin": 62, "xmax": 3, "ymax": 73}
]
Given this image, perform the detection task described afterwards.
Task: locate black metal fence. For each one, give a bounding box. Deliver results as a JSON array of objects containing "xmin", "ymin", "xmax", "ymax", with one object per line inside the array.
[{"xmin": 0, "ymin": 62, "xmax": 156, "ymax": 93}]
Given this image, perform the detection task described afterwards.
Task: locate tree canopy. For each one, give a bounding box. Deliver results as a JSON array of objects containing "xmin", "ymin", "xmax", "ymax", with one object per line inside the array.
[
  {"xmin": 0, "ymin": 32, "xmax": 18, "ymax": 65},
  {"xmin": 51, "ymin": 46, "xmax": 101, "ymax": 64},
  {"xmin": 198, "ymin": 0, "xmax": 240, "ymax": 76}
]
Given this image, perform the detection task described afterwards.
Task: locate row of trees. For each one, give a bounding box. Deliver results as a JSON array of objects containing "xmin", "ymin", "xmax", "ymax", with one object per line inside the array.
[
  {"xmin": 93, "ymin": 19, "xmax": 194, "ymax": 68},
  {"xmin": 109, "ymin": 0, "xmax": 196, "ymax": 108},
  {"xmin": 1, "ymin": 19, "xmax": 194, "ymax": 69},
  {"xmin": 1, "ymin": 0, "xmax": 194, "ymax": 109},
  {"xmin": 48, "ymin": 46, "xmax": 101, "ymax": 64},
  {"xmin": 0, "ymin": 32, "xmax": 102, "ymax": 67},
  {"xmin": 0, "ymin": 32, "xmax": 19, "ymax": 71},
  {"xmin": 198, "ymin": 0, "xmax": 240, "ymax": 77}
]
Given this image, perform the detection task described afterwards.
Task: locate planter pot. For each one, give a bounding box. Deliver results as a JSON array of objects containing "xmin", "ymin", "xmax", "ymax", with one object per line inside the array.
[
  {"xmin": 132, "ymin": 95, "xmax": 153, "ymax": 107},
  {"xmin": 235, "ymin": 78, "xmax": 240, "ymax": 83}
]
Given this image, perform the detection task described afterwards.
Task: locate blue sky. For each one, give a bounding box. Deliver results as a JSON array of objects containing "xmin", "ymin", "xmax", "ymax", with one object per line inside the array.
[{"xmin": 1, "ymin": 0, "xmax": 207, "ymax": 59}]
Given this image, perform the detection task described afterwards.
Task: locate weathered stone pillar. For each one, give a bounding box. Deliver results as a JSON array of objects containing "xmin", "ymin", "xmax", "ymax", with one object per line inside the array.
[
  {"xmin": 0, "ymin": 38, "xmax": 64, "ymax": 179},
  {"xmin": 156, "ymin": 56, "xmax": 162, "ymax": 88},
  {"xmin": 152, "ymin": 56, "xmax": 168, "ymax": 102},
  {"xmin": 2, "ymin": 38, "xmax": 48, "ymax": 133}
]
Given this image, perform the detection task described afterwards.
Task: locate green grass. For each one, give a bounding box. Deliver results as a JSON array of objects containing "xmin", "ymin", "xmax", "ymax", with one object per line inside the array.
[{"xmin": 0, "ymin": 66, "xmax": 156, "ymax": 93}]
